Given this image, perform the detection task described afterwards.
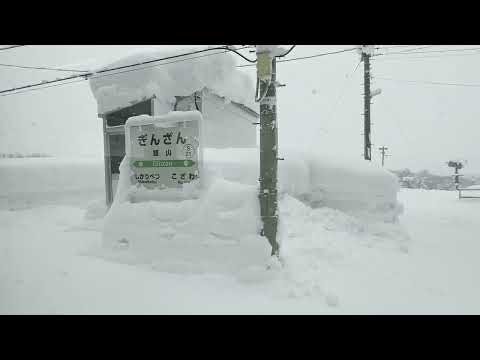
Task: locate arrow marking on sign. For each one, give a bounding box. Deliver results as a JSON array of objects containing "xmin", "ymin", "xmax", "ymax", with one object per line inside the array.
[{"xmin": 133, "ymin": 160, "xmax": 196, "ymax": 168}]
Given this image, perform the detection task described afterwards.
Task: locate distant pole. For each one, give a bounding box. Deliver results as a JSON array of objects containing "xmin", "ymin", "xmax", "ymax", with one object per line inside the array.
[
  {"xmin": 362, "ymin": 45, "xmax": 372, "ymax": 161},
  {"xmin": 454, "ymin": 166, "xmax": 459, "ymax": 190},
  {"xmin": 447, "ymin": 160, "xmax": 464, "ymax": 191},
  {"xmin": 379, "ymin": 146, "xmax": 388, "ymax": 167},
  {"xmin": 256, "ymin": 47, "xmax": 279, "ymax": 257}
]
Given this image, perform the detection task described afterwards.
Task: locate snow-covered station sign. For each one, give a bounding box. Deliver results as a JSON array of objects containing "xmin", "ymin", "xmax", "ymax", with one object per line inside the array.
[{"xmin": 125, "ymin": 111, "xmax": 203, "ymax": 189}]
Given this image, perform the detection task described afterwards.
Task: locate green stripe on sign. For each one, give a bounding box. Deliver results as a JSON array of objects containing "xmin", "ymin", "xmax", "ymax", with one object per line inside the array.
[{"xmin": 133, "ymin": 160, "xmax": 196, "ymax": 168}]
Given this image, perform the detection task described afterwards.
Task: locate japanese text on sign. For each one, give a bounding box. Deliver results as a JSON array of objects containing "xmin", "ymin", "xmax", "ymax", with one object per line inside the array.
[{"xmin": 128, "ymin": 121, "xmax": 200, "ymax": 189}]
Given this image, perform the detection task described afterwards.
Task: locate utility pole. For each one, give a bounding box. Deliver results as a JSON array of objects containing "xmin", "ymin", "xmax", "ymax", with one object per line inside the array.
[
  {"xmin": 379, "ymin": 146, "xmax": 388, "ymax": 167},
  {"xmin": 447, "ymin": 160, "xmax": 464, "ymax": 190},
  {"xmin": 256, "ymin": 47, "xmax": 279, "ymax": 257},
  {"xmin": 362, "ymin": 45, "xmax": 372, "ymax": 161}
]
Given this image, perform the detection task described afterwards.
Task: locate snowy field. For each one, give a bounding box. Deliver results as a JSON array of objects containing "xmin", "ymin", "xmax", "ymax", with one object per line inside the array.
[{"xmin": 1, "ymin": 156, "xmax": 480, "ymax": 314}]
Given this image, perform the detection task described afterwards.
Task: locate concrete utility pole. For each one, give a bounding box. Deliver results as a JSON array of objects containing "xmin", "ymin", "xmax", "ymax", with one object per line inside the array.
[
  {"xmin": 379, "ymin": 146, "xmax": 388, "ymax": 167},
  {"xmin": 256, "ymin": 47, "xmax": 279, "ymax": 257},
  {"xmin": 362, "ymin": 45, "xmax": 372, "ymax": 161}
]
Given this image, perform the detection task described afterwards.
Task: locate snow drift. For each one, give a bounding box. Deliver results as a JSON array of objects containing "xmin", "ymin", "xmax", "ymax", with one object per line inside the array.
[
  {"xmin": 101, "ymin": 145, "xmax": 403, "ymax": 274},
  {"xmin": 202, "ymin": 148, "xmax": 402, "ymax": 223},
  {"xmin": 0, "ymin": 157, "xmax": 104, "ymax": 211},
  {"xmin": 0, "ymin": 155, "xmax": 411, "ymax": 312}
]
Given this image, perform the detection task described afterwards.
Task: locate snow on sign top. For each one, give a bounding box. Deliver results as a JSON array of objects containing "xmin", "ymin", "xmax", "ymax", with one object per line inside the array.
[{"xmin": 88, "ymin": 46, "xmax": 256, "ymax": 115}]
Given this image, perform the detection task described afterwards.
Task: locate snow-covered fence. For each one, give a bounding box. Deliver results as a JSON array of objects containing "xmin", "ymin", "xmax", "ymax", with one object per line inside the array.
[{"xmin": 458, "ymin": 186, "xmax": 480, "ymax": 199}]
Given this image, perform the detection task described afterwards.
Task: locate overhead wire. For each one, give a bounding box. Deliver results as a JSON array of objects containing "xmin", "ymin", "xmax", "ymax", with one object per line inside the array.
[
  {"xmin": 0, "ymin": 45, "xmax": 26, "ymax": 51},
  {"xmin": 5, "ymin": 44, "xmax": 480, "ymax": 101},
  {"xmin": 372, "ymin": 51, "xmax": 480, "ymax": 62},
  {"xmin": 374, "ymin": 76, "xmax": 480, "ymax": 88},
  {"xmin": 0, "ymin": 45, "xmax": 302, "ymax": 98},
  {"xmin": 390, "ymin": 45, "xmax": 435, "ymax": 53},
  {"xmin": 237, "ymin": 47, "xmax": 358, "ymax": 68},
  {"xmin": 276, "ymin": 45, "xmax": 296, "ymax": 58},
  {"xmin": 0, "ymin": 46, "xmax": 254, "ymax": 96},
  {"xmin": 376, "ymin": 45, "xmax": 426, "ymax": 50},
  {"xmin": 2, "ymin": 46, "xmax": 357, "ymax": 99},
  {"xmin": 1, "ymin": 78, "xmax": 86, "ymax": 97},
  {"xmin": 0, "ymin": 63, "xmax": 89, "ymax": 73},
  {"xmin": 376, "ymin": 46, "xmax": 480, "ymax": 57}
]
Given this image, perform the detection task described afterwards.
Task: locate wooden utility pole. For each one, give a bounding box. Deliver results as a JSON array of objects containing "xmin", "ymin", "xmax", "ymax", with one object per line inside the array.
[
  {"xmin": 256, "ymin": 47, "xmax": 279, "ymax": 256},
  {"xmin": 379, "ymin": 146, "xmax": 388, "ymax": 167},
  {"xmin": 362, "ymin": 45, "xmax": 372, "ymax": 161}
]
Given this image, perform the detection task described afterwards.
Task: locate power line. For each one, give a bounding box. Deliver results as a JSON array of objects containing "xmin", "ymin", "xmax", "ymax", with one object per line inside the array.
[
  {"xmin": 279, "ymin": 47, "xmax": 357, "ymax": 63},
  {"xmin": 0, "ymin": 46, "xmax": 365, "ymax": 99},
  {"xmin": 376, "ymin": 46, "xmax": 480, "ymax": 56},
  {"xmin": 374, "ymin": 76, "xmax": 480, "ymax": 88},
  {"xmin": 376, "ymin": 45, "xmax": 426, "ymax": 50},
  {"xmin": 0, "ymin": 46, "xmax": 254, "ymax": 96},
  {"xmin": 276, "ymin": 45, "xmax": 296, "ymax": 58},
  {"xmin": 237, "ymin": 47, "xmax": 358, "ymax": 68},
  {"xmin": 372, "ymin": 51, "xmax": 480, "ymax": 62},
  {"xmin": 0, "ymin": 45, "xmax": 298, "ymax": 98},
  {"xmin": 0, "ymin": 47, "xmax": 257, "ymax": 98},
  {"xmin": 0, "ymin": 50, "xmax": 229, "ymax": 97},
  {"xmin": 0, "ymin": 45, "xmax": 26, "ymax": 51},
  {"xmin": 391, "ymin": 45, "xmax": 435, "ymax": 53},
  {"xmin": 1, "ymin": 78, "xmax": 86, "ymax": 97},
  {"xmin": 0, "ymin": 63, "xmax": 88, "ymax": 73}
]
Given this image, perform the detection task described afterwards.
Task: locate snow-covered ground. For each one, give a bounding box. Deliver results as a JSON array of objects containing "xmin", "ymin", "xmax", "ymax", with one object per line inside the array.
[{"xmin": 1, "ymin": 157, "xmax": 479, "ymax": 314}]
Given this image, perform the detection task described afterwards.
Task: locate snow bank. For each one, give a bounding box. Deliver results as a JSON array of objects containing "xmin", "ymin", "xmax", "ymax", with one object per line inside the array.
[
  {"xmin": 88, "ymin": 46, "xmax": 256, "ymax": 115},
  {"xmin": 203, "ymin": 148, "xmax": 402, "ymax": 222},
  {"xmin": 463, "ymin": 184, "xmax": 480, "ymax": 190},
  {"xmin": 101, "ymin": 145, "xmax": 402, "ymax": 276},
  {"xmin": 305, "ymin": 151, "xmax": 401, "ymax": 222},
  {"xmin": 0, "ymin": 157, "xmax": 104, "ymax": 210},
  {"xmin": 273, "ymin": 194, "xmax": 409, "ymax": 301},
  {"xmin": 102, "ymin": 163, "xmax": 270, "ymax": 275},
  {"xmin": 0, "ymin": 155, "xmax": 412, "ymax": 312}
]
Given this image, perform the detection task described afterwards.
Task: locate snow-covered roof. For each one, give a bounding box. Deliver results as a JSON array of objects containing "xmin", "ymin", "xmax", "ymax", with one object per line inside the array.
[
  {"xmin": 204, "ymin": 89, "xmax": 259, "ymax": 118},
  {"xmin": 88, "ymin": 46, "xmax": 257, "ymax": 115}
]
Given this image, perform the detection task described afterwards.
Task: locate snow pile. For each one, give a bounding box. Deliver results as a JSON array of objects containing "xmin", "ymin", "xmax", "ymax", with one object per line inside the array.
[
  {"xmin": 102, "ymin": 160, "xmax": 270, "ymax": 275},
  {"xmin": 305, "ymin": 151, "xmax": 401, "ymax": 222},
  {"xmin": 8, "ymin": 179, "xmax": 480, "ymax": 313},
  {"xmin": 88, "ymin": 46, "xmax": 256, "ymax": 115},
  {"xmin": 271, "ymin": 195, "xmax": 409, "ymax": 302},
  {"xmin": 203, "ymin": 148, "xmax": 402, "ymax": 223},
  {"xmin": 102, "ymin": 130, "xmax": 268, "ymax": 274},
  {"xmin": 1, "ymin": 156, "xmax": 419, "ymax": 313},
  {"xmin": 100, "ymin": 145, "xmax": 402, "ymax": 283}
]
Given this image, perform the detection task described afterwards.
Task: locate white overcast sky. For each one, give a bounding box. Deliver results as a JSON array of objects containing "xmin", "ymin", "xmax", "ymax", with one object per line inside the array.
[{"xmin": 1, "ymin": 45, "xmax": 479, "ymax": 175}]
